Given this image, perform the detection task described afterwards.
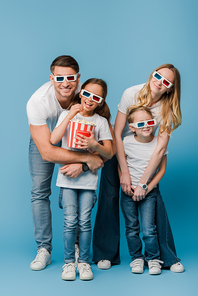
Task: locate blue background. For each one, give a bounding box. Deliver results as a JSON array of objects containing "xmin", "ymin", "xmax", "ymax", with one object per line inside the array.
[{"xmin": 1, "ymin": 0, "xmax": 198, "ymax": 295}]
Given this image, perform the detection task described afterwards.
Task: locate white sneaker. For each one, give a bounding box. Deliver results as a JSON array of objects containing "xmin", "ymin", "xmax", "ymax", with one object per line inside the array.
[
  {"xmin": 170, "ymin": 262, "xmax": 185, "ymax": 273},
  {"xmin": 78, "ymin": 263, "xmax": 93, "ymax": 280},
  {"xmin": 130, "ymin": 259, "xmax": 144, "ymax": 274},
  {"xmin": 97, "ymin": 260, "xmax": 111, "ymax": 270},
  {"xmin": 75, "ymin": 244, "xmax": 79, "ymax": 263},
  {"xmin": 148, "ymin": 260, "xmax": 163, "ymax": 275},
  {"xmin": 62, "ymin": 263, "xmax": 76, "ymax": 281},
  {"xmin": 30, "ymin": 248, "xmax": 51, "ymax": 271}
]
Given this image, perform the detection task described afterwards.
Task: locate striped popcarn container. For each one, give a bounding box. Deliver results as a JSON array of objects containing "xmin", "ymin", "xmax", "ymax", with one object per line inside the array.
[{"xmin": 67, "ymin": 119, "xmax": 96, "ymax": 149}]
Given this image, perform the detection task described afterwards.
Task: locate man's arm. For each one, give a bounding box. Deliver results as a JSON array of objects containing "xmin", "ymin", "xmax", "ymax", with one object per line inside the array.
[{"xmin": 30, "ymin": 124, "xmax": 103, "ymax": 171}]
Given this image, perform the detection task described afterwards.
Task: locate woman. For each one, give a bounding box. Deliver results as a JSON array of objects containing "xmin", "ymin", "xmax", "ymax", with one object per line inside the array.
[{"xmin": 93, "ymin": 64, "xmax": 184, "ymax": 272}]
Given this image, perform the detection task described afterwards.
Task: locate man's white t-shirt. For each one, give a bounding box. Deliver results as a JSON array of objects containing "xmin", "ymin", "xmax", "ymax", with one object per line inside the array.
[
  {"xmin": 56, "ymin": 111, "xmax": 113, "ymax": 190},
  {"xmin": 118, "ymin": 83, "xmax": 163, "ymax": 138},
  {"xmin": 26, "ymin": 81, "xmax": 82, "ymax": 132},
  {"xmin": 123, "ymin": 135, "xmax": 168, "ymax": 188}
]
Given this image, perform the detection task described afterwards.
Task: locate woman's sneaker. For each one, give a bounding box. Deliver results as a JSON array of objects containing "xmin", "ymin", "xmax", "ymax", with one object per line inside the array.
[
  {"xmin": 148, "ymin": 260, "xmax": 163, "ymax": 275},
  {"xmin": 62, "ymin": 263, "xmax": 76, "ymax": 281},
  {"xmin": 170, "ymin": 262, "xmax": 185, "ymax": 273},
  {"xmin": 78, "ymin": 263, "xmax": 93, "ymax": 280},
  {"xmin": 30, "ymin": 248, "xmax": 51, "ymax": 271},
  {"xmin": 130, "ymin": 258, "xmax": 144, "ymax": 274},
  {"xmin": 97, "ymin": 260, "xmax": 111, "ymax": 270}
]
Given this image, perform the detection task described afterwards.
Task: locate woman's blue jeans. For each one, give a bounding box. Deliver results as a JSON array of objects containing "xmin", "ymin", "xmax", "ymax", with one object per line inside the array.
[
  {"xmin": 60, "ymin": 188, "xmax": 95, "ymax": 264},
  {"xmin": 92, "ymin": 155, "xmax": 180, "ymax": 267},
  {"xmin": 29, "ymin": 138, "xmax": 58, "ymax": 252},
  {"xmin": 121, "ymin": 189, "xmax": 160, "ymax": 262}
]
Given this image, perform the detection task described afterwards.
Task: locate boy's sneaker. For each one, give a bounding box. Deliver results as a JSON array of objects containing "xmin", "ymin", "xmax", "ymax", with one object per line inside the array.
[
  {"xmin": 30, "ymin": 248, "xmax": 51, "ymax": 271},
  {"xmin": 97, "ymin": 260, "xmax": 111, "ymax": 270},
  {"xmin": 78, "ymin": 263, "xmax": 93, "ymax": 280},
  {"xmin": 170, "ymin": 262, "xmax": 185, "ymax": 273},
  {"xmin": 148, "ymin": 260, "xmax": 163, "ymax": 275},
  {"xmin": 75, "ymin": 244, "xmax": 79, "ymax": 263},
  {"xmin": 130, "ymin": 258, "xmax": 144, "ymax": 274},
  {"xmin": 62, "ymin": 263, "xmax": 76, "ymax": 281}
]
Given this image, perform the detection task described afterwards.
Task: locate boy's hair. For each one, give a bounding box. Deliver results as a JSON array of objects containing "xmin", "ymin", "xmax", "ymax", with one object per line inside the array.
[
  {"xmin": 127, "ymin": 105, "xmax": 153, "ymax": 124},
  {"xmin": 50, "ymin": 55, "xmax": 79, "ymax": 74}
]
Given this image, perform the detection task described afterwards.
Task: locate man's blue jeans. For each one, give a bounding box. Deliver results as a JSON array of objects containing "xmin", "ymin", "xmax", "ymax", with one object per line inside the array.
[
  {"xmin": 93, "ymin": 155, "xmax": 180, "ymax": 267},
  {"xmin": 29, "ymin": 138, "xmax": 58, "ymax": 252},
  {"xmin": 60, "ymin": 188, "xmax": 96, "ymax": 264},
  {"xmin": 121, "ymin": 188, "xmax": 160, "ymax": 262}
]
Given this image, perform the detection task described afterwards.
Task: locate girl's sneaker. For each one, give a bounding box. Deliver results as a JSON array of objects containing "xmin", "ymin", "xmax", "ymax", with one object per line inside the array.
[
  {"xmin": 130, "ymin": 258, "xmax": 144, "ymax": 274},
  {"xmin": 78, "ymin": 263, "xmax": 94, "ymax": 280},
  {"xmin": 62, "ymin": 263, "xmax": 76, "ymax": 281},
  {"xmin": 148, "ymin": 260, "xmax": 163, "ymax": 275}
]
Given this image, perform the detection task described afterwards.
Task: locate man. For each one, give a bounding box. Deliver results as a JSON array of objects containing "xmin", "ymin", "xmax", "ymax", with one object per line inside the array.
[{"xmin": 27, "ymin": 55, "xmax": 103, "ymax": 271}]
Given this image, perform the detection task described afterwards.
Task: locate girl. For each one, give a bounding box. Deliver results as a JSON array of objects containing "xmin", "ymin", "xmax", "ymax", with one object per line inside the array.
[
  {"xmin": 50, "ymin": 78, "xmax": 113, "ymax": 281},
  {"xmin": 93, "ymin": 64, "xmax": 184, "ymax": 273}
]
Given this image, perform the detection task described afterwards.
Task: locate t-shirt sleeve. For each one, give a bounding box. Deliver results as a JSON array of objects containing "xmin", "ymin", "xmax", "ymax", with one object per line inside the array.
[
  {"xmin": 98, "ymin": 118, "xmax": 113, "ymax": 142},
  {"xmin": 26, "ymin": 98, "xmax": 48, "ymax": 126}
]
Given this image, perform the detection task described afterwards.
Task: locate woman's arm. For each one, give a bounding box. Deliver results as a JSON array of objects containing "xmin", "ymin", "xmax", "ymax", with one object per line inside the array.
[
  {"xmin": 133, "ymin": 130, "xmax": 170, "ymax": 199},
  {"xmin": 114, "ymin": 111, "xmax": 132, "ymax": 195},
  {"xmin": 146, "ymin": 154, "xmax": 167, "ymax": 194}
]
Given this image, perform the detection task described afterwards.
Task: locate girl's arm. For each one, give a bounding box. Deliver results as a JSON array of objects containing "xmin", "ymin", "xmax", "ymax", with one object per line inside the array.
[
  {"xmin": 114, "ymin": 111, "xmax": 132, "ymax": 195},
  {"xmin": 50, "ymin": 104, "xmax": 83, "ymax": 145},
  {"xmin": 146, "ymin": 154, "xmax": 167, "ymax": 194},
  {"xmin": 133, "ymin": 130, "xmax": 170, "ymax": 199},
  {"xmin": 75, "ymin": 131, "xmax": 113, "ymax": 159}
]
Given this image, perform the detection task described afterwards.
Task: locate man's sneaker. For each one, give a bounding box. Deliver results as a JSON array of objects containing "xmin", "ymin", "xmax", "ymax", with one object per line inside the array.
[
  {"xmin": 97, "ymin": 260, "xmax": 111, "ymax": 270},
  {"xmin": 30, "ymin": 248, "xmax": 51, "ymax": 271},
  {"xmin": 130, "ymin": 258, "xmax": 144, "ymax": 274},
  {"xmin": 75, "ymin": 244, "xmax": 79, "ymax": 263},
  {"xmin": 78, "ymin": 263, "xmax": 93, "ymax": 280},
  {"xmin": 148, "ymin": 260, "xmax": 163, "ymax": 275},
  {"xmin": 170, "ymin": 262, "xmax": 185, "ymax": 273},
  {"xmin": 62, "ymin": 263, "xmax": 76, "ymax": 281}
]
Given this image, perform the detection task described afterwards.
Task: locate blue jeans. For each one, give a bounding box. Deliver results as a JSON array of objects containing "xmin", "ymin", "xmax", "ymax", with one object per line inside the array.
[
  {"xmin": 92, "ymin": 155, "xmax": 180, "ymax": 267},
  {"xmin": 29, "ymin": 137, "xmax": 59, "ymax": 252},
  {"xmin": 121, "ymin": 189, "xmax": 160, "ymax": 262},
  {"xmin": 60, "ymin": 188, "xmax": 96, "ymax": 264}
]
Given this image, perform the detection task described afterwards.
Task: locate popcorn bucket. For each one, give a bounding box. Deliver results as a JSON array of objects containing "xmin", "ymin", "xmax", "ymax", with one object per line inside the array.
[{"xmin": 67, "ymin": 120, "xmax": 96, "ymax": 148}]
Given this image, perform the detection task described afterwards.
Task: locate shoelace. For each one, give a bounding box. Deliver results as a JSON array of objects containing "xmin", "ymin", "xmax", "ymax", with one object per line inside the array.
[
  {"xmin": 33, "ymin": 249, "xmax": 47, "ymax": 263},
  {"xmin": 130, "ymin": 259, "xmax": 143, "ymax": 268},
  {"xmin": 148, "ymin": 260, "xmax": 164, "ymax": 269},
  {"xmin": 78, "ymin": 263, "xmax": 91, "ymax": 273},
  {"xmin": 63, "ymin": 263, "xmax": 76, "ymax": 272}
]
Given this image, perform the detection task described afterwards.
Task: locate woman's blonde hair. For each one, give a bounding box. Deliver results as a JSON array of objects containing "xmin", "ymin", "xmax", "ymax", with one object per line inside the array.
[
  {"xmin": 135, "ymin": 64, "xmax": 182, "ymax": 135},
  {"xmin": 69, "ymin": 78, "xmax": 111, "ymax": 122}
]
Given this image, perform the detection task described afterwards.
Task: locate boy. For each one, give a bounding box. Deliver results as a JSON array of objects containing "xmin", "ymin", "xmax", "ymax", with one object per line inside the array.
[{"xmin": 120, "ymin": 106, "xmax": 167, "ymax": 275}]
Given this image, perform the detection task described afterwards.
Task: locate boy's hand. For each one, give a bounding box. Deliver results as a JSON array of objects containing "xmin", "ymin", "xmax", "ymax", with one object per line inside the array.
[{"xmin": 133, "ymin": 185, "xmax": 147, "ymax": 201}]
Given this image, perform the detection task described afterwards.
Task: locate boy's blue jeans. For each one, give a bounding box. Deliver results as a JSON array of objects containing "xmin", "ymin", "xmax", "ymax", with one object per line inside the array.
[
  {"xmin": 60, "ymin": 188, "xmax": 96, "ymax": 264},
  {"xmin": 121, "ymin": 188, "xmax": 160, "ymax": 262}
]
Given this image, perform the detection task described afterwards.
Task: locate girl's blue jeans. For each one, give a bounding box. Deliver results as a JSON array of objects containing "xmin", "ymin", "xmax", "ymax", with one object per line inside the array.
[{"xmin": 60, "ymin": 188, "xmax": 96, "ymax": 264}]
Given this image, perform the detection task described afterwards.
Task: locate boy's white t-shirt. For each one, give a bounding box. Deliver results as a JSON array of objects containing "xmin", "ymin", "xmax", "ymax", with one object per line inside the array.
[
  {"xmin": 123, "ymin": 135, "xmax": 168, "ymax": 188},
  {"xmin": 26, "ymin": 81, "xmax": 82, "ymax": 132},
  {"xmin": 56, "ymin": 111, "xmax": 113, "ymax": 190},
  {"xmin": 118, "ymin": 83, "xmax": 163, "ymax": 138}
]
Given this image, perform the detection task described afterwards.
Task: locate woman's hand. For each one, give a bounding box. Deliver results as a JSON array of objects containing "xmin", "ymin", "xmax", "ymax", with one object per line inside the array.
[
  {"xmin": 75, "ymin": 131, "xmax": 97, "ymax": 150},
  {"xmin": 60, "ymin": 163, "xmax": 83, "ymax": 178},
  {"xmin": 120, "ymin": 171, "xmax": 133, "ymax": 196}
]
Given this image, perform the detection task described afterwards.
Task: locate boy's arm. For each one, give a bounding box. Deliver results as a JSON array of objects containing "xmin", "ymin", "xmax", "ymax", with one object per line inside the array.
[{"xmin": 146, "ymin": 154, "xmax": 167, "ymax": 195}]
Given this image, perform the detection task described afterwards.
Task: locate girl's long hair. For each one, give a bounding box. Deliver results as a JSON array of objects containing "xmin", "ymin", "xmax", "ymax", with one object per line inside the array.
[
  {"xmin": 135, "ymin": 64, "xmax": 182, "ymax": 135},
  {"xmin": 69, "ymin": 78, "xmax": 111, "ymax": 122}
]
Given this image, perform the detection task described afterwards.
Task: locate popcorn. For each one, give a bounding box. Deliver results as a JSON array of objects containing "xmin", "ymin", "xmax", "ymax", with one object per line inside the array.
[{"xmin": 67, "ymin": 119, "xmax": 96, "ymax": 148}]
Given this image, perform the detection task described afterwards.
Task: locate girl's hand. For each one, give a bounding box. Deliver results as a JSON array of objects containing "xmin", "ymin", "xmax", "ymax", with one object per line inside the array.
[
  {"xmin": 75, "ymin": 130, "xmax": 97, "ymax": 149},
  {"xmin": 68, "ymin": 104, "xmax": 83, "ymax": 120}
]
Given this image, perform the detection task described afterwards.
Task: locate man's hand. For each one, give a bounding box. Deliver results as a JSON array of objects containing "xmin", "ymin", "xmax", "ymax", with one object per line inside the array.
[
  {"xmin": 120, "ymin": 171, "xmax": 133, "ymax": 196},
  {"xmin": 132, "ymin": 185, "xmax": 147, "ymax": 201},
  {"xmin": 86, "ymin": 154, "xmax": 103, "ymax": 173},
  {"xmin": 60, "ymin": 164, "xmax": 83, "ymax": 178}
]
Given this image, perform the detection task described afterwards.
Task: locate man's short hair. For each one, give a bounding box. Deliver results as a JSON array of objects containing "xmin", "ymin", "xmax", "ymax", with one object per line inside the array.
[{"xmin": 50, "ymin": 55, "xmax": 79, "ymax": 74}]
